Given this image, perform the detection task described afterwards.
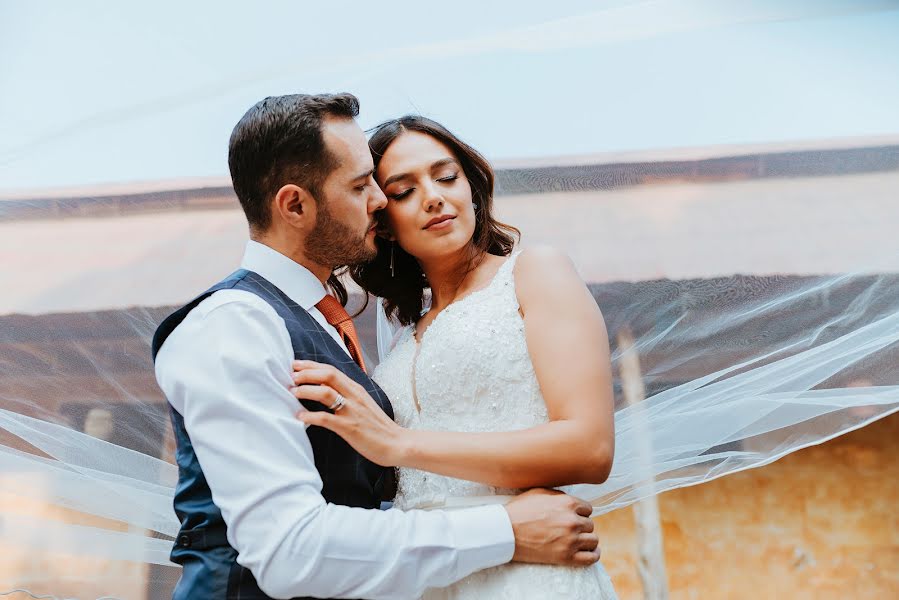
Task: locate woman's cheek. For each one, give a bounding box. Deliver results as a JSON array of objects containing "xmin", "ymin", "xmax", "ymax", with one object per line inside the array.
[{"xmin": 388, "ymin": 207, "xmax": 417, "ymax": 246}]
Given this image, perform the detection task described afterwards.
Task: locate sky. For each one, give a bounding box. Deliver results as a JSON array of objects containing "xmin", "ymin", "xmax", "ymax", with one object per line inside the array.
[{"xmin": 2, "ymin": 0, "xmax": 899, "ymax": 192}]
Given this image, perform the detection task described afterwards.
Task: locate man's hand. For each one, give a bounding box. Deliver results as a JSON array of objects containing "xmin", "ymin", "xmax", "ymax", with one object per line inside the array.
[{"xmin": 504, "ymin": 489, "xmax": 599, "ymax": 567}]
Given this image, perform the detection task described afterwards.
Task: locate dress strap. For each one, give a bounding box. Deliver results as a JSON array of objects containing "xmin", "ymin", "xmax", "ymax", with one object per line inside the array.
[
  {"xmin": 493, "ymin": 249, "xmax": 523, "ymax": 286},
  {"xmin": 500, "ymin": 249, "xmax": 523, "ymax": 274}
]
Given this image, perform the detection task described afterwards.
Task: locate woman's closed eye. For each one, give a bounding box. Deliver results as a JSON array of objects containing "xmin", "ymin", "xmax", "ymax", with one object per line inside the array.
[
  {"xmin": 390, "ymin": 188, "xmax": 414, "ymax": 201},
  {"xmin": 389, "ymin": 174, "xmax": 458, "ymax": 200}
]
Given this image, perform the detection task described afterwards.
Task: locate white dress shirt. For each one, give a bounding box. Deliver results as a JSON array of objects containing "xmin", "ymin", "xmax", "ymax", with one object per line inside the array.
[{"xmin": 154, "ymin": 240, "xmax": 514, "ymax": 599}]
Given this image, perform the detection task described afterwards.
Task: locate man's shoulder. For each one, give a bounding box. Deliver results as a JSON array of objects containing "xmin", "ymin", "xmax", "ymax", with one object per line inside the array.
[
  {"xmin": 190, "ymin": 288, "xmax": 274, "ymax": 319},
  {"xmin": 155, "ymin": 289, "xmax": 291, "ymax": 373},
  {"xmin": 159, "ymin": 290, "xmax": 283, "ymax": 353}
]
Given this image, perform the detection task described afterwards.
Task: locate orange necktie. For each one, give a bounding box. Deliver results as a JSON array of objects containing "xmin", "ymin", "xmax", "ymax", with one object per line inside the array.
[{"xmin": 315, "ymin": 294, "xmax": 367, "ymax": 373}]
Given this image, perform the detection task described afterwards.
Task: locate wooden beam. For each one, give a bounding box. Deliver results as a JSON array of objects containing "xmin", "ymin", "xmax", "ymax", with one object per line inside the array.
[{"xmin": 618, "ymin": 327, "xmax": 670, "ymax": 600}]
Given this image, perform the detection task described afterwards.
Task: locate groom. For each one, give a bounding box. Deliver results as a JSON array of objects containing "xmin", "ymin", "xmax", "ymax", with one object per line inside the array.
[{"xmin": 152, "ymin": 93, "xmax": 600, "ymax": 599}]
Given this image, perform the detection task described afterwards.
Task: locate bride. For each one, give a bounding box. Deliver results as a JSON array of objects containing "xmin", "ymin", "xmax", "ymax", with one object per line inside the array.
[{"xmin": 292, "ymin": 115, "xmax": 618, "ymax": 599}]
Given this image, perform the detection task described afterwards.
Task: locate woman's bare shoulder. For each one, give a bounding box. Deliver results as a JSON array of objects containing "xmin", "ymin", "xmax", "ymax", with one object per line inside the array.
[{"xmin": 513, "ymin": 245, "xmax": 588, "ymax": 311}]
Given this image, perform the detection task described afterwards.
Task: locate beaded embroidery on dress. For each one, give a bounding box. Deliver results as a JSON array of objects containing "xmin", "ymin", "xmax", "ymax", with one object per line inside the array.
[{"xmin": 373, "ymin": 251, "xmax": 617, "ymax": 599}]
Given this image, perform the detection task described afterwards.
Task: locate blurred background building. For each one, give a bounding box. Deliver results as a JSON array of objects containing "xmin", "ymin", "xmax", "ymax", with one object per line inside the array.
[{"xmin": 1, "ymin": 137, "xmax": 898, "ymax": 599}]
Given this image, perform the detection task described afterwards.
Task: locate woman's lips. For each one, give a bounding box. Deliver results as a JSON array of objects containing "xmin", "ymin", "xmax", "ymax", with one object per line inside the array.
[{"xmin": 424, "ymin": 215, "xmax": 456, "ymax": 230}]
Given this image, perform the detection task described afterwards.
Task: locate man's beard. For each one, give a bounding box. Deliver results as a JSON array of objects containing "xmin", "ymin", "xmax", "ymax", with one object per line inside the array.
[{"xmin": 304, "ymin": 197, "xmax": 376, "ymax": 268}]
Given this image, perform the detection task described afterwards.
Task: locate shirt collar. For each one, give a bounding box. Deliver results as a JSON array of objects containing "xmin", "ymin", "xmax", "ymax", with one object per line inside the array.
[{"xmin": 240, "ymin": 240, "xmax": 328, "ymax": 310}]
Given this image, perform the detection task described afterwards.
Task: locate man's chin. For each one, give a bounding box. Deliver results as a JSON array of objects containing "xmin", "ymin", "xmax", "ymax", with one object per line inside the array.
[
  {"xmin": 361, "ymin": 245, "xmax": 379, "ymax": 264},
  {"xmin": 344, "ymin": 236, "xmax": 378, "ymax": 266},
  {"xmin": 364, "ymin": 235, "xmax": 380, "ymax": 258}
]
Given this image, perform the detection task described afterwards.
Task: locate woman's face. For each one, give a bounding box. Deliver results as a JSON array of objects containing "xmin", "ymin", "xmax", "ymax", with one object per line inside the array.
[{"xmin": 375, "ymin": 131, "xmax": 476, "ymax": 263}]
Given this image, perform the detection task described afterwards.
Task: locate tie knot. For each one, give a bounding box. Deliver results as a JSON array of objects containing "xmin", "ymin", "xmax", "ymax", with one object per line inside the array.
[
  {"xmin": 314, "ymin": 293, "xmax": 367, "ymax": 373},
  {"xmin": 315, "ymin": 294, "xmax": 351, "ymax": 327}
]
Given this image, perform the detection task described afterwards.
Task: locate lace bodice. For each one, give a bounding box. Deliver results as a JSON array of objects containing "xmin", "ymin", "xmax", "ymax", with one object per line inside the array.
[
  {"xmin": 372, "ymin": 252, "xmax": 548, "ymax": 509},
  {"xmin": 372, "ymin": 252, "xmax": 618, "ymax": 599}
]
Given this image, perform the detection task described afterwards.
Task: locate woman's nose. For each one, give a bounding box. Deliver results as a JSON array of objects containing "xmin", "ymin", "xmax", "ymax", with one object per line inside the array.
[{"xmin": 422, "ymin": 183, "xmax": 444, "ymax": 211}]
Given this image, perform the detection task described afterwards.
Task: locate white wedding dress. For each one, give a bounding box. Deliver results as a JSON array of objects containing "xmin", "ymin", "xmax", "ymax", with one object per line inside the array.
[{"xmin": 373, "ymin": 253, "xmax": 618, "ymax": 599}]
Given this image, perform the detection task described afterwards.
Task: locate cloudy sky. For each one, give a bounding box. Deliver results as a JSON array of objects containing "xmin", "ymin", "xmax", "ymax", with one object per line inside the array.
[{"xmin": 2, "ymin": 0, "xmax": 898, "ymax": 192}]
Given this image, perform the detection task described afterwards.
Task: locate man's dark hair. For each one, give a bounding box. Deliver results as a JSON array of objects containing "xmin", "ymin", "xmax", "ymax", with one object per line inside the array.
[{"xmin": 228, "ymin": 93, "xmax": 360, "ymax": 232}]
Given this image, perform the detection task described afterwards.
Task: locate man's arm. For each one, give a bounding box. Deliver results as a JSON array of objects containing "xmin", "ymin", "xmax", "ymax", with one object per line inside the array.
[{"xmin": 155, "ymin": 291, "xmax": 513, "ymax": 599}]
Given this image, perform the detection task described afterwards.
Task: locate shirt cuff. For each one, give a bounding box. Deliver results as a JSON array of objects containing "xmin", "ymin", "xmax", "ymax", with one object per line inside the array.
[{"xmin": 445, "ymin": 504, "xmax": 515, "ymax": 580}]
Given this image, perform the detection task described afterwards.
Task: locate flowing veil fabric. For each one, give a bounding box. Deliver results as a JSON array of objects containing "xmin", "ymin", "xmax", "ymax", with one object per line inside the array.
[
  {"xmin": 374, "ymin": 278, "xmax": 899, "ymax": 515},
  {"xmin": 3, "ymin": 1, "xmax": 899, "ymax": 598}
]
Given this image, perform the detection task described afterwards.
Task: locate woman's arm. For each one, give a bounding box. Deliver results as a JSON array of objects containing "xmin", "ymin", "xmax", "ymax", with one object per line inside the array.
[
  {"xmin": 398, "ymin": 247, "xmax": 614, "ymax": 488},
  {"xmin": 292, "ymin": 247, "xmax": 615, "ymax": 489}
]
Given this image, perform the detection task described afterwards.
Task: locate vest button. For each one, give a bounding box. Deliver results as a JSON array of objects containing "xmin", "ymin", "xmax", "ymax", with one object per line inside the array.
[{"xmin": 177, "ymin": 534, "xmax": 192, "ymax": 548}]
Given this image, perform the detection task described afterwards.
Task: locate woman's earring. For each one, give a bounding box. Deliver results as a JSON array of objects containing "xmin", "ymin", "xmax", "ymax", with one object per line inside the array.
[
  {"xmin": 473, "ymin": 202, "xmax": 479, "ymax": 211},
  {"xmin": 389, "ymin": 241, "xmax": 395, "ymax": 278}
]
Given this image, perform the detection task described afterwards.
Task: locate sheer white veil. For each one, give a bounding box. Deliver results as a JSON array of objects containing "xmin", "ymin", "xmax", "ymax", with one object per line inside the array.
[
  {"xmin": 373, "ymin": 264, "xmax": 899, "ymax": 515},
  {"xmin": 3, "ymin": 1, "xmax": 899, "ymax": 598},
  {"xmin": 376, "ymin": 297, "xmax": 407, "ymax": 364}
]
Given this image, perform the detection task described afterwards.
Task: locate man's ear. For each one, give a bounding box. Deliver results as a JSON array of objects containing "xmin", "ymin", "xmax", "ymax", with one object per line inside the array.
[{"xmin": 273, "ymin": 184, "xmax": 315, "ymax": 229}]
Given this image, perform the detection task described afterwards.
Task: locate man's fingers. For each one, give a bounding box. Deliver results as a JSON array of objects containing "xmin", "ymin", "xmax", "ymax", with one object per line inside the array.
[
  {"xmin": 567, "ymin": 517, "xmax": 596, "ymax": 533},
  {"xmin": 571, "ymin": 550, "xmax": 600, "ymax": 566},
  {"xmin": 573, "ymin": 500, "xmax": 593, "ymax": 518},
  {"xmin": 577, "ymin": 532, "xmax": 599, "ymax": 552},
  {"xmin": 575, "ymin": 516, "xmax": 595, "ymax": 533}
]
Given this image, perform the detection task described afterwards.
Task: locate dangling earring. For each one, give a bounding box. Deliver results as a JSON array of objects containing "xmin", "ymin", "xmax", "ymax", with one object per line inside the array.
[
  {"xmin": 473, "ymin": 202, "xmax": 479, "ymax": 211},
  {"xmin": 389, "ymin": 241, "xmax": 395, "ymax": 278}
]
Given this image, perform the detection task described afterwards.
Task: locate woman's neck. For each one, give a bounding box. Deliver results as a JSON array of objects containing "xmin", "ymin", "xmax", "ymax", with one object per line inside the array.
[{"xmin": 419, "ymin": 247, "xmax": 482, "ymax": 311}]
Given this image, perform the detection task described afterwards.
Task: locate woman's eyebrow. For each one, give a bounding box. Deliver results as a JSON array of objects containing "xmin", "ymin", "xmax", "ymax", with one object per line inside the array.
[
  {"xmin": 429, "ymin": 157, "xmax": 459, "ymax": 172},
  {"xmin": 382, "ymin": 171, "xmax": 411, "ymax": 188}
]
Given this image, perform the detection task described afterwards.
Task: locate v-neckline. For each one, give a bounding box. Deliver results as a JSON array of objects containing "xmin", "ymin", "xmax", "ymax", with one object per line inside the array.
[
  {"xmin": 408, "ymin": 253, "xmax": 517, "ymax": 413},
  {"xmin": 412, "ymin": 255, "xmax": 515, "ymax": 346}
]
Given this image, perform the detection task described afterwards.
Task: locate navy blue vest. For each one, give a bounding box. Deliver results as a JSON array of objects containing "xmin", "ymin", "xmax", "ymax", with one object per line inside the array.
[{"xmin": 152, "ymin": 270, "xmax": 395, "ymax": 600}]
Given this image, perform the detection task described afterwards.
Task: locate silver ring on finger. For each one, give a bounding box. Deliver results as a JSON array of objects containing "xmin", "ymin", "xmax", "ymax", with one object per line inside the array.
[{"xmin": 328, "ymin": 394, "xmax": 347, "ymax": 412}]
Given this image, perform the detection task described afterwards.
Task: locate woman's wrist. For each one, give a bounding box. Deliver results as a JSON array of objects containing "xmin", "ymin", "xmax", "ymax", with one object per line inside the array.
[{"xmin": 392, "ymin": 427, "xmax": 420, "ymax": 468}]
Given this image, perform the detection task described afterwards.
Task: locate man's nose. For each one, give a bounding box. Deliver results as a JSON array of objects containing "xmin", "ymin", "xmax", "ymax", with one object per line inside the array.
[{"xmin": 370, "ymin": 185, "xmax": 388, "ymax": 212}]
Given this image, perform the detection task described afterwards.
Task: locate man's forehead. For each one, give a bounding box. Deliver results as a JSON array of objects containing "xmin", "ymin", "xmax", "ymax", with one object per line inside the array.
[{"xmin": 323, "ymin": 118, "xmax": 367, "ymax": 154}]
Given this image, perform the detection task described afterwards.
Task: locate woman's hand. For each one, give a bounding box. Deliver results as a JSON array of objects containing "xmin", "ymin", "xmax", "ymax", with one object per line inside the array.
[{"xmin": 291, "ymin": 360, "xmax": 408, "ymax": 467}]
